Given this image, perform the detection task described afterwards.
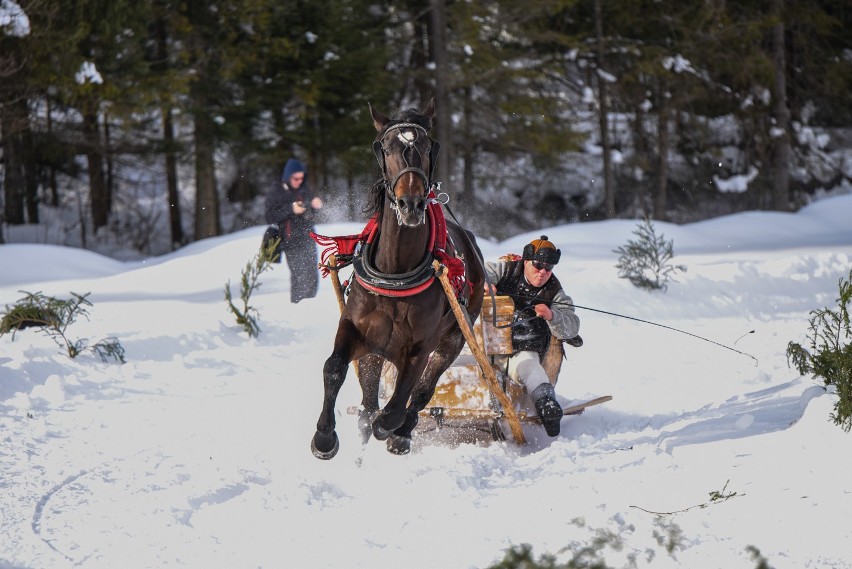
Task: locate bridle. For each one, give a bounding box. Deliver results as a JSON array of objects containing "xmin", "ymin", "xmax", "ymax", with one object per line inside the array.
[{"xmin": 372, "ymin": 122, "xmax": 441, "ymax": 224}]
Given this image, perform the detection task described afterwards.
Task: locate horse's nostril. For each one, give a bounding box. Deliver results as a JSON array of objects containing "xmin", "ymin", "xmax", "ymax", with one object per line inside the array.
[{"xmin": 398, "ymin": 196, "xmax": 425, "ymax": 214}]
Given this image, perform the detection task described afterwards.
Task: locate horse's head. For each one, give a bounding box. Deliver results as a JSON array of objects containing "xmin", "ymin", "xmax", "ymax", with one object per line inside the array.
[{"xmin": 370, "ymin": 98, "xmax": 440, "ymax": 227}]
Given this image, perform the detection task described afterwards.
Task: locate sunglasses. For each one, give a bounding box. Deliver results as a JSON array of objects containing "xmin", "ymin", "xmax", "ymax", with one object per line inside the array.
[{"xmin": 531, "ymin": 261, "xmax": 554, "ymax": 272}]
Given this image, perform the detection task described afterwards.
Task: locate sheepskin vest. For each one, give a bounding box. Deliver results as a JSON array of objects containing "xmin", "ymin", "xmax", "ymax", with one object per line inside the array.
[{"xmin": 494, "ymin": 259, "xmax": 563, "ymax": 357}]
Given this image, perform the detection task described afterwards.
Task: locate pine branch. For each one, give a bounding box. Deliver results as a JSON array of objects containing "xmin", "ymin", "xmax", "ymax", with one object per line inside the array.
[
  {"xmin": 787, "ymin": 268, "xmax": 852, "ymax": 431},
  {"xmin": 614, "ymin": 219, "xmax": 686, "ymax": 291},
  {"xmin": 630, "ymin": 480, "xmax": 743, "ymax": 516},
  {"xmin": 1, "ymin": 291, "xmax": 125, "ymax": 363},
  {"xmin": 225, "ymin": 238, "xmax": 280, "ymax": 338}
]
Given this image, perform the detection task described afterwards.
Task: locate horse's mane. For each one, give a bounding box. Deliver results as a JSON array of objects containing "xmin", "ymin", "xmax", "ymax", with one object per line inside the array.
[
  {"xmin": 364, "ymin": 179, "xmax": 386, "ymax": 219},
  {"xmin": 364, "ymin": 107, "xmax": 433, "ymax": 218}
]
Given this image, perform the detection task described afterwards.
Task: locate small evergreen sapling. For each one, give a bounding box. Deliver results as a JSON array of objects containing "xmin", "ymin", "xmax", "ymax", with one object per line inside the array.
[
  {"xmin": 614, "ymin": 218, "xmax": 686, "ymax": 291},
  {"xmin": 786, "ymin": 268, "xmax": 852, "ymax": 432},
  {"xmin": 225, "ymin": 237, "xmax": 280, "ymax": 337},
  {"xmin": 0, "ymin": 291, "xmax": 125, "ymax": 363}
]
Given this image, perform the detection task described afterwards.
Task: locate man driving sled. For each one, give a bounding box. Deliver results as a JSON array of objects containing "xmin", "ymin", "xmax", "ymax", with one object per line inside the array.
[{"xmin": 484, "ymin": 235, "xmax": 580, "ymax": 437}]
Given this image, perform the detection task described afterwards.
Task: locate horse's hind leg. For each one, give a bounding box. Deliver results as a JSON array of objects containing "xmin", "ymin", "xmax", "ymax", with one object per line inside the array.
[
  {"xmin": 373, "ymin": 352, "xmax": 429, "ymax": 442},
  {"xmin": 412, "ymin": 328, "xmax": 466, "ymax": 417},
  {"xmin": 386, "ymin": 329, "xmax": 466, "ymax": 455},
  {"xmin": 356, "ymin": 354, "xmax": 384, "ymax": 445}
]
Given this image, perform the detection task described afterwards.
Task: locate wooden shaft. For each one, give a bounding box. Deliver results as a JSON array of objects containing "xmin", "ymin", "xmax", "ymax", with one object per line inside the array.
[
  {"xmin": 327, "ymin": 255, "xmax": 360, "ymax": 379},
  {"xmin": 345, "ymin": 394, "xmax": 612, "ymax": 423},
  {"xmin": 327, "ymin": 255, "xmax": 346, "ymax": 314},
  {"xmin": 432, "ymin": 260, "xmax": 526, "ymax": 445}
]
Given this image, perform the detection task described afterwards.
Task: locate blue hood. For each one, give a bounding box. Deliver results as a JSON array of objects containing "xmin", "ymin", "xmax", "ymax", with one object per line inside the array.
[{"xmin": 281, "ymin": 158, "xmax": 306, "ymax": 182}]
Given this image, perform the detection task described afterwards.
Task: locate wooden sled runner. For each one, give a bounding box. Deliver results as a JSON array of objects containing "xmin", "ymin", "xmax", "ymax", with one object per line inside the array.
[{"xmin": 331, "ymin": 257, "xmax": 611, "ymax": 444}]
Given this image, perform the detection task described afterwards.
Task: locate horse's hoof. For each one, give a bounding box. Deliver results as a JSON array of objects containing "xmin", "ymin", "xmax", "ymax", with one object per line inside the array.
[
  {"xmin": 386, "ymin": 434, "xmax": 411, "ymax": 455},
  {"xmin": 372, "ymin": 421, "xmax": 391, "ymax": 441},
  {"xmin": 311, "ymin": 432, "xmax": 339, "ymax": 460},
  {"xmin": 372, "ymin": 412, "xmax": 404, "ymax": 441}
]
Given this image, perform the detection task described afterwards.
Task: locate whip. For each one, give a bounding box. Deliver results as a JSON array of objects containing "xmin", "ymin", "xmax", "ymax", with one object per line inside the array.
[{"xmin": 494, "ymin": 290, "xmax": 759, "ymax": 365}]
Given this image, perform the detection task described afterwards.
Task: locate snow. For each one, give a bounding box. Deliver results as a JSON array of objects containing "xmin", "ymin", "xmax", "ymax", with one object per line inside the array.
[
  {"xmin": 74, "ymin": 61, "xmax": 103, "ymax": 85},
  {"xmin": 0, "ymin": 0, "xmax": 29, "ymax": 37},
  {"xmin": 714, "ymin": 166, "xmax": 759, "ymax": 193},
  {"xmin": 2, "ymin": 195, "xmax": 852, "ymax": 568}
]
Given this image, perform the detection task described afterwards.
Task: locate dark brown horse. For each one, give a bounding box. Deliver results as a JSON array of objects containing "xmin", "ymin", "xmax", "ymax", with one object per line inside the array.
[{"xmin": 311, "ymin": 99, "xmax": 485, "ymax": 459}]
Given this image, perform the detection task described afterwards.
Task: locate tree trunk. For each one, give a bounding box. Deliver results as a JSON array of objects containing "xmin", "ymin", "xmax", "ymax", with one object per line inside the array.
[
  {"xmin": 23, "ymin": 120, "xmax": 38, "ymax": 224},
  {"xmin": 429, "ymin": 0, "xmax": 453, "ymax": 192},
  {"xmin": 409, "ymin": 0, "xmax": 431, "ymax": 104},
  {"xmin": 192, "ymin": 105, "xmax": 220, "ymax": 240},
  {"xmin": 163, "ymin": 106, "xmax": 184, "ymax": 247},
  {"xmin": 771, "ymin": 0, "xmax": 791, "ymax": 211},
  {"xmin": 46, "ymin": 95, "xmax": 59, "ymax": 206},
  {"xmin": 655, "ymin": 85, "xmax": 671, "ymax": 221},
  {"xmin": 1, "ymin": 95, "xmax": 37, "ymax": 225},
  {"xmin": 83, "ymin": 110, "xmax": 109, "ymax": 231},
  {"xmin": 461, "ymin": 85, "xmax": 474, "ymax": 211},
  {"xmin": 1, "ymin": 133, "xmax": 27, "ymax": 225},
  {"xmin": 1, "ymin": 104, "xmax": 27, "ymax": 225},
  {"xmin": 594, "ymin": 0, "xmax": 615, "ymax": 218},
  {"xmin": 154, "ymin": 12, "xmax": 185, "ymax": 247},
  {"xmin": 1, "ymin": 35, "xmax": 36, "ymax": 226},
  {"xmin": 104, "ymin": 111, "xmax": 114, "ymax": 214},
  {"xmin": 631, "ymin": 107, "xmax": 649, "ymax": 217}
]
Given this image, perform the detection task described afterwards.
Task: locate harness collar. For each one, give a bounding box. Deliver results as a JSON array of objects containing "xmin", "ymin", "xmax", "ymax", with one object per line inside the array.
[
  {"xmin": 310, "ymin": 191, "xmax": 466, "ymax": 298},
  {"xmin": 352, "ymin": 196, "xmax": 441, "ymax": 296}
]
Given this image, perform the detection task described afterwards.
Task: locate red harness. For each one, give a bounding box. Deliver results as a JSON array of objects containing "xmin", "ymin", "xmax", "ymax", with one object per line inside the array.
[{"xmin": 310, "ymin": 193, "xmax": 465, "ymax": 297}]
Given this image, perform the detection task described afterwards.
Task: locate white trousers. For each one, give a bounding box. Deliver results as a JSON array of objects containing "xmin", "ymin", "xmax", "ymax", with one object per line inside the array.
[{"xmin": 501, "ymin": 350, "xmax": 553, "ymax": 411}]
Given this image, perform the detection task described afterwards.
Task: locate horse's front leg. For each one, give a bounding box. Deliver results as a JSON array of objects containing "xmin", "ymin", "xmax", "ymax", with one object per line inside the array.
[
  {"xmin": 356, "ymin": 354, "xmax": 384, "ymax": 445},
  {"xmin": 372, "ymin": 352, "xmax": 429, "ymax": 442},
  {"xmin": 311, "ymin": 322, "xmax": 360, "ymax": 460}
]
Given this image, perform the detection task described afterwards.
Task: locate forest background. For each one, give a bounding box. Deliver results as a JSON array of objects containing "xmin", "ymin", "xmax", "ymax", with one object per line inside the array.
[{"xmin": 1, "ymin": 0, "xmax": 850, "ymax": 259}]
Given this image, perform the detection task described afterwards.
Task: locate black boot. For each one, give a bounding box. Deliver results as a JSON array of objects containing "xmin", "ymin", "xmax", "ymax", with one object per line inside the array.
[{"xmin": 532, "ymin": 383, "xmax": 563, "ymax": 437}]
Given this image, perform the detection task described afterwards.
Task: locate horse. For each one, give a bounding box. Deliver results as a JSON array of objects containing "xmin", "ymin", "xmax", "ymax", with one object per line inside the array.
[{"xmin": 311, "ymin": 98, "xmax": 485, "ymax": 459}]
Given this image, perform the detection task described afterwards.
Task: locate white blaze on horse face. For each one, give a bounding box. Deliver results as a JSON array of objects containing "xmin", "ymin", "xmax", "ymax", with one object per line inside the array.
[{"xmin": 397, "ymin": 130, "xmax": 416, "ymax": 146}]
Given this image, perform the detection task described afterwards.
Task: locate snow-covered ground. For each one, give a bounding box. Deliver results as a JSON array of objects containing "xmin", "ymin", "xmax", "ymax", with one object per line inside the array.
[{"xmin": 1, "ymin": 195, "xmax": 851, "ymax": 568}]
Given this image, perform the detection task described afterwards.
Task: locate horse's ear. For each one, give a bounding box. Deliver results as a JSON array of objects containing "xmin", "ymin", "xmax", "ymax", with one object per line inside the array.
[
  {"xmin": 422, "ymin": 97, "xmax": 436, "ymax": 127},
  {"xmin": 369, "ymin": 102, "xmax": 389, "ymax": 132}
]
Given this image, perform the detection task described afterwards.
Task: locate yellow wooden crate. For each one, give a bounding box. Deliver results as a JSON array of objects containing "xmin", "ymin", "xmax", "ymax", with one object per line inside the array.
[{"xmin": 379, "ymin": 296, "xmax": 564, "ymax": 412}]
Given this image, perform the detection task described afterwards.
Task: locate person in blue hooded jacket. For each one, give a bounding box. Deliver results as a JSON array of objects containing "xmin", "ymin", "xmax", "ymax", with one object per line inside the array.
[{"xmin": 263, "ymin": 158, "xmax": 324, "ymax": 303}]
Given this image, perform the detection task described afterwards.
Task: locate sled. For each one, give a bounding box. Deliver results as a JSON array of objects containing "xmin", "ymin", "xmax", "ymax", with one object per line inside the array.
[
  {"xmin": 331, "ymin": 257, "xmax": 610, "ymax": 444},
  {"xmin": 389, "ymin": 265, "xmax": 610, "ymax": 442}
]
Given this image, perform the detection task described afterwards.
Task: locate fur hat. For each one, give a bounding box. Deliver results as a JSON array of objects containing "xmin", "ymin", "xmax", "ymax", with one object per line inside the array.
[
  {"xmin": 281, "ymin": 158, "xmax": 305, "ymax": 182},
  {"xmin": 522, "ymin": 235, "xmax": 561, "ymax": 265}
]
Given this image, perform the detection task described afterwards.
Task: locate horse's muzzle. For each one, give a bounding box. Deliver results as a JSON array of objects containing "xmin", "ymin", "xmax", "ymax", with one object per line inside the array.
[{"xmin": 395, "ymin": 194, "xmax": 428, "ymax": 227}]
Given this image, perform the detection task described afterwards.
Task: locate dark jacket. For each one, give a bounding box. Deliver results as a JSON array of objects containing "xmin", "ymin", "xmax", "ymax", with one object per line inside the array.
[
  {"xmin": 265, "ymin": 159, "xmax": 318, "ymax": 243},
  {"xmin": 263, "ymin": 158, "xmax": 321, "ymax": 302},
  {"xmin": 485, "ymin": 257, "xmax": 580, "ymax": 356}
]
